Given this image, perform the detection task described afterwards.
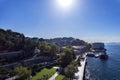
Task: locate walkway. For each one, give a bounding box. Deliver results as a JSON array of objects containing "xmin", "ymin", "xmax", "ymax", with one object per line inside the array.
[
  {"xmin": 48, "ymin": 72, "xmax": 59, "ymax": 80},
  {"xmin": 5, "ymin": 76, "xmax": 18, "ymax": 80},
  {"xmin": 74, "ymin": 56, "xmax": 87, "ymax": 80},
  {"xmin": 48, "ymin": 67, "xmax": 59, "ymax": 80}
]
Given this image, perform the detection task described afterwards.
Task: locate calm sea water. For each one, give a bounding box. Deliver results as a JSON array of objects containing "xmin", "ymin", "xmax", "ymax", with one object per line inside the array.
[{"xmin": 86, "ymin": 44, "xmax": 120, "ymax": 80}]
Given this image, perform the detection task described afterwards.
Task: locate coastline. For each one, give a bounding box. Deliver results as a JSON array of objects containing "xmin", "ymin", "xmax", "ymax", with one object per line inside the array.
[
  {"xmin": 74, "ymin": 54, "xmax": 87, "ymax": 80},
  {"xmin": 85, "ymin": 45, "xmax": 120, "ymax": 80},
  {"xmin": 82, "ymin": 57, "xmax": 87, "ymax": 80},
  {"xmin": 83, "ymin": 58, "xmax": 87, "ymax": 80}
]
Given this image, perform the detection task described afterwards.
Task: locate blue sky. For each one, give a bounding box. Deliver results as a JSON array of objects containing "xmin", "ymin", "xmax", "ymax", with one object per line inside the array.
[{"xmin": 0, "ymin": 0, "xmax": 120, "ymax": 42}]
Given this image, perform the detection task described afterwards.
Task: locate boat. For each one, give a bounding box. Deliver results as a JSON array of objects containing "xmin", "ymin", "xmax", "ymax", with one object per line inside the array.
[{"xmin": 99, "ymin": 52, "xmax": 108, "ymax": 59}]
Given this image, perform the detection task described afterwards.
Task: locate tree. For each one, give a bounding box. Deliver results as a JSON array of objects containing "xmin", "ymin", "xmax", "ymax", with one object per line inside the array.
[
  {"xmin": 70, "ymin": 61, "xmax": 78, "ymax": 72},
  {"xmin": 86, "ymin": 43, "xmax": 92, "ymax": 51},
  {"xmin": 14, "ymin": 66, "xmax": 31, "ymax": 80},
  {"xmin": 39, "ymin": 42, "xmax": 51, "ymax": 56},
  {"xmin": 58, "ymin": 47, "xmax": 76, "ymax": 67},
  {"xmin": 39, "ymin": 43, "xmax": 60, "ymax": 56},
  {"xmin": 0, "ymin": 28, "xmax": 25, "ymax": 52},
  {"xmin": 65, "ymin": 46, "xmax": 76, "ymax": 59},
  {"xmin": 0, "ymin": 66, "xmax": 9, "ymax": 79},
  {"xmin": 50, "ymin": 44, "xmax": 60, "ymax": 56},
  {"xmin": 64, "ymin": 64, "xmax": 77, "ymax": 79}
]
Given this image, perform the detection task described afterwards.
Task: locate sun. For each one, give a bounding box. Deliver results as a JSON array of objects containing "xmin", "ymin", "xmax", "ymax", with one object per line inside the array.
[{"xmin": 57, "ymin": 0, "xmax": 74, "ymax": 9}]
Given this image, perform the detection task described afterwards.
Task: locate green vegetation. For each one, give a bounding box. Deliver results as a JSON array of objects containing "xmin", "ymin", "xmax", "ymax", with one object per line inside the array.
[
  {"xmin": 48, "ymin": 37, "xmax": 86, "ymax": 46},
  {"xmin": 58, "ymin": 46, "xmax": 76, "ymax": 67},
  {"xmin": 86, "ymin": 43, "xmax": 92, "ymax": 51},
  {"xmin": 56, "ymin": 61, "xmax": 78, "ymax": 80},
  {"xmin": 39, "ymin": 42, "xmax": 60, "ymax": 56},
  {"xmin": 57, "ymin": 47, "xmax": 78, "ymax": 79},
  {"xmin": 64, "ymin": 64, "xmax": 77, "ymax": 79},
  {"xmin": 14, "ymin": 66, "xmax": 31, "ymax": 80},
  {"xmin": 56, "ymin": 74, "xmax": 64, "ymax": 80},
  {"xmin": 0, "ymin": 66, "xmax": 9, "ymax": 79},
  {"xmin": 0, "ymin": 28, "xmax": 60, "ymax": 57},
  {"xmin": 31, "ymin": 68, "xmax": 56, "ymax": 80},
  {"xmin": 0, "ymin": 28, "xmax": 86, "ymax": 80},
  {"xmin": 0, "ymin": 28, "xmax": 39, "ymax": 53}
]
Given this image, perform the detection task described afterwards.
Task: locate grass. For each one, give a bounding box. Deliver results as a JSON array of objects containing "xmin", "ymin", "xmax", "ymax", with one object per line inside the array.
[
  {"xmin": 31, "ymin": 68, "xmax": 56, "ymax": 80},
  {"xmin": 55, "ymin": 74, "xmax": 64, "ymax": 80}
]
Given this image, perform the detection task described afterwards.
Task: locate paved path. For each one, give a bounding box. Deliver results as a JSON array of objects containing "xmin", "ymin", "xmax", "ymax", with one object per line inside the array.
[
  {"xmin": 48, "ymin": 67, "xmax": 60, "ymax": 80},
  {"xmin": 75, "ymin": 55, "xmax": 80, "ymax": 61},
  {"xmin": 48, "ymin": 72, "xmax": 59, "ymax": 80},
  {"xmin": 74, "ymin": 56, "xmax": 87, "ymax": 80},
  {"xmin": 5, "ymin": 76, "xmax": 18, "ymax": 80}
]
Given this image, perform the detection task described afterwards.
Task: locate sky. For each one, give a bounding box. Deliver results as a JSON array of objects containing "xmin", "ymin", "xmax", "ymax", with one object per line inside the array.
[{"xmin": 0, "ymin": 0, "xmax": 120, "ymax": 42}]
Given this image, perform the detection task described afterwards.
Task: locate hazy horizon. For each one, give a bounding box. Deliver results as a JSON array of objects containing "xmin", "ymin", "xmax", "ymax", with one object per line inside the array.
[
  {"xmin": 0, "ymin": 0, "xmax": 120, "ymax": 42},
  {"xmin": 2, "ymin": 28, "xmax": 120, "ymax": 43}
]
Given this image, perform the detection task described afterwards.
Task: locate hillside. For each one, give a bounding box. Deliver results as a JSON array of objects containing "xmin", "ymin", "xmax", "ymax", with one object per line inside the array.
[{"xmin": 0, "ymin": 28, "xmax": 86, "ymax": 53}]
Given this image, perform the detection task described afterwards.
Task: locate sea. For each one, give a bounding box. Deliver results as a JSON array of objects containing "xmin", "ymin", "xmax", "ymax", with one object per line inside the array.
[{"xmin": 85, "ymin": 44, "xmax": 120, "ymax": 80}]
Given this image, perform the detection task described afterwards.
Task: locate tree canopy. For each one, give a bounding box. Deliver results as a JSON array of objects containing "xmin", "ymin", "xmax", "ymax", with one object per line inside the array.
[
  {"xmin": 39, "ymin": 42, "xmax": 60, "ymax": 56},
  {"xmin": 0, "ymin": 66, "xmax": 9, "ymax": 79},
  {"xmin": 0, "ymin": 28, "xmax": 60, "ymax": 56},
  {"xmin": 14, "ymin": 66, "xmax": 31, "ymax": 80},
  {"xmin": 64, "ymin": 64, "xmax": 77, "ymax": 79},
  {"xmin": 58, "ymin": 46, "xmax": 76, "ymax": 67}
]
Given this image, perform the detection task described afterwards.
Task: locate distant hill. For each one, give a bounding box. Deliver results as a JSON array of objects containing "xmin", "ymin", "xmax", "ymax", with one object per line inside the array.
[
  {"xmin": 0, "ymin": 28, "xmax": 86, "ymax": 52},
  {"xmin": 44, "ymin": 37, "xmax": 86, "ymax": 47},
  {"xmin": 0, "ymin": 28, "xmax": 41, "ymax": 53}
]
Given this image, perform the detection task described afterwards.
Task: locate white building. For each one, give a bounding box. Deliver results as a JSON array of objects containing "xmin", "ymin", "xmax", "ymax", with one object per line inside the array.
[{"xmin": 62, "ymin": 46, "xmax": 86, "ymax": 55}]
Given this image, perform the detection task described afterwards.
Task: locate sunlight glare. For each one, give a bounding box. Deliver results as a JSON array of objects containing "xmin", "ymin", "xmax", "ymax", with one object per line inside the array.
[{"xmin": 57, "ymin": 0, "xmax": 74, "ymax": 9}]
